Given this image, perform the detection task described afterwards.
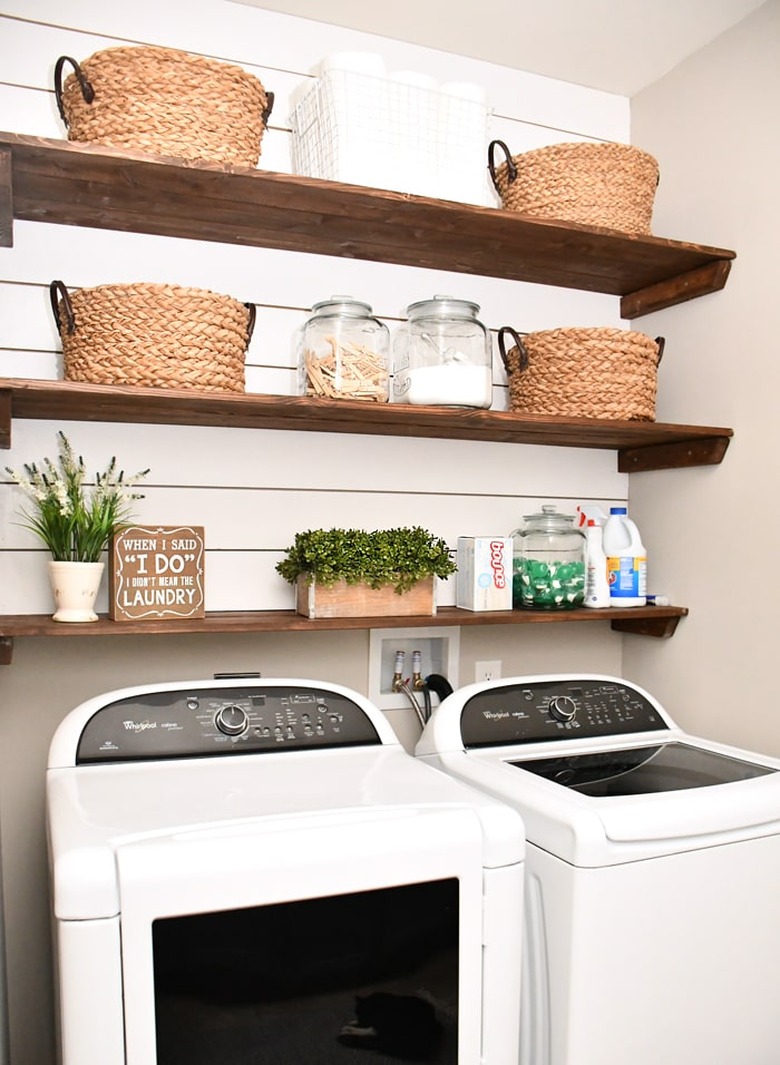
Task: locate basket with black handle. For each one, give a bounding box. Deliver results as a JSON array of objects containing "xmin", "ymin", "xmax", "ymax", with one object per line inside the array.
[
  {"xmin": 54, "ymin": 45, "xmax": 274, "ymax": 167},
  {"xmin": 488, "ymin": 139, "xmax": 659, "ymax": 234},
  {"xmin": 50, "ymin": 280, "xmax": 256, "ymax": 394},
  {"xmin": 498, "ymin": 325, "xmax": 664, "ymax": 421}
]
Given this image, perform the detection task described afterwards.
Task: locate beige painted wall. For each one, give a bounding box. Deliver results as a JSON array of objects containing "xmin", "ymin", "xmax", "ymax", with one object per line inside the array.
[{"xmin": 627, "ymin": 0, "xmax": 779, "ymax": 753}]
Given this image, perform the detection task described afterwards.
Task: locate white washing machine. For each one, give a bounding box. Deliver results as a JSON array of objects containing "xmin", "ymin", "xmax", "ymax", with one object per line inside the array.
[
  {"xmin": 416, "ymin": 673, "xmax": 780, "ymax": 1065},
  {"xmin": 47, "ymin": 677, "xmax": 525, "ymax": 1065}
]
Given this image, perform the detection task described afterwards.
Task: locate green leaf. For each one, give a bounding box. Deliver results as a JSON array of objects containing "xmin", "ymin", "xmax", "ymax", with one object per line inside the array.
[{"xmin": 276, "ymin": 526, "xmax": 456, "ymax": 593}]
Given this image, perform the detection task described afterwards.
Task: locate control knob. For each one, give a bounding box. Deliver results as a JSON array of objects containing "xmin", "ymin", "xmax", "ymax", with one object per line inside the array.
[
  {"xmin": 214, "ymin": 703, "xmax": 248, "ymax": 736},
  {"xmin": 548, "ymin": 695, "xmax": 577, "ymax": 722}
]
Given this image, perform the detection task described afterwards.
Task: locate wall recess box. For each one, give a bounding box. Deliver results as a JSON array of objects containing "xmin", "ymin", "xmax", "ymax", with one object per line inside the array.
[{"xmin": 368, "ymin": 626, "xmax": 460, "ymax": 712}]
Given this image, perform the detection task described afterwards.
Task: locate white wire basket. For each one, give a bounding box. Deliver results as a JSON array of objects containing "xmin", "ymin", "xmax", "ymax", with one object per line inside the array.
[{"xmin": 289, "ymin": 69, "xmax": 491, "ymax": 206}]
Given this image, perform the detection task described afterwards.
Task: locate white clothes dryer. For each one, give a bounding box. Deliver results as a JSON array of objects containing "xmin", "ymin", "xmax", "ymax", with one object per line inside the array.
[
  {"xmin": 47, "ymin": 677, "xmax": 525, "ymax": 1065},
  {"xmin": 416, "ymin": 673, "xmax": 780, "ymax": 1065}
]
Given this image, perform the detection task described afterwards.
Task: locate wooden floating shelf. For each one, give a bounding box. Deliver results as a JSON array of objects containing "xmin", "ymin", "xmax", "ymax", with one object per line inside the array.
[
  {"xmin": 0, "ymin": 605, "xmax": 688, "ymax": 663},
  {"xmin": 0, "ymin": 132, "xmax": 735, "ymax": 318},
  {"xmin": 0, "ymin": 379, "xmax": 732, "ymax": 471},
  {"xmin": 0, "ymin": 133, "xmax": 728, "ymax": 656}
]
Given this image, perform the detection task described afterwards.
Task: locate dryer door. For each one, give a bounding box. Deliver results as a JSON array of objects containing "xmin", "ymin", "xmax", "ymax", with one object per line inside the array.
[{"xmin": 115, "ymin": 805, "xmax": 493, "ymax": 1065}]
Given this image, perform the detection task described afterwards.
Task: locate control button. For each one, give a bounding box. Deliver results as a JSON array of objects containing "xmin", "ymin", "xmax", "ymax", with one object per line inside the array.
[
  {"xmin": 186, "ymin": 697, "xmax": 199, "ymax": 711},
  {"xmin": 214, "ymin": 704, "xmax": 249, "ymax": 736},
  {"xmin": 548, "ymin": 695, "xmax": 577, "ymax": 722}
]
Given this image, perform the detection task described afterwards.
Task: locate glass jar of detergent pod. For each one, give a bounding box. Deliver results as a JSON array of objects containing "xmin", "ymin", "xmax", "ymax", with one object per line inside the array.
[
  {"xmin": 392, "ymin": 295, "xmax": 492, "ymax": 407},
  {"xmin": 298, "ymin": 295, "xmax": 390, "ymax": 402},
  {"xmin": 511, "ymin": 505, "xmax": 586, "ymax": 609}
]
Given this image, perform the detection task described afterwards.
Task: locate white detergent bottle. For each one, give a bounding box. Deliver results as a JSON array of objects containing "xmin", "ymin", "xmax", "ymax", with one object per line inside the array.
[
  {"xmin": 584, "ymin": 519, "xmax": 610, "ymax": 608},
  {"xmin": 603, "ymin": 506, "xmax": 647, "ymax": 607}
]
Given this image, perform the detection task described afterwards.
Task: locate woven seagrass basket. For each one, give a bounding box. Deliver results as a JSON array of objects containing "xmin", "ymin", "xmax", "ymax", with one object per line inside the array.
[
  {"xmin": 498, "ymin": 326, "xmax": 664, "ymax": 422},
  {"xmin": 488, "ymin": 139, "xmax": 659, "ymax": 234},
  {"xmin": 54, "ymin": 46, "xmax": 274, "ymax": 166},
  {"xmin": 50, "ymin": 280, "xmax": 256, "ymax": 393}
]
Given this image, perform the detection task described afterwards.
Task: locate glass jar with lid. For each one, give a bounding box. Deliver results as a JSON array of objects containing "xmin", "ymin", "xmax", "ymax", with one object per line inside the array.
[
  {"xmin": 298, "ymin": 295, "xmax": 390, "ymax": 402},
  {"xmin": 392, "ymin": 294, "xmax": 492, "ymax": 407},
  {"xmin": 510, "ymin": 505, "xmax": 586, "ymax": 609}
]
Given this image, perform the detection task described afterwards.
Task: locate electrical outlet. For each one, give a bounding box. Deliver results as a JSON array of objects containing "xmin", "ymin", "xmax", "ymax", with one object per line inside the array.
[{"xmin": 475, "ymin": 660, "xmax": 501, "ymax": 683}]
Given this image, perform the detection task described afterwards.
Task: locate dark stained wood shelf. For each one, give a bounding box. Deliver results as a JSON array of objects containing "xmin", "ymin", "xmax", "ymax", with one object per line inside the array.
[
  {"xmin": 0, "ymin": 379, "xmax": 732, "ymax": 471},
  {"xmin": 0, "ymin": 605, "xmax": 688, "ymax": 663},
  {"xmin": 0, "ymin": 132, "xmax": 735, "ymax": 318},
  {"xmin": 0, "ymin": 133, "xmax": 730, "ymax": 655}
]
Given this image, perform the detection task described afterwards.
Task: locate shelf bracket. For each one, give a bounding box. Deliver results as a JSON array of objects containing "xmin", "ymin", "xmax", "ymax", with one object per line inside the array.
[
  {"xmin": 0, "ymin": 388, "xmax": 11, "ymax": 449},
  {"xmin": 0, "ymin": 638, "xmax": 13, "ymax": 665},
  {"xmin": 0, "ymin": 149, "xmax": 12, "ymax": 247},
  {"xmin": 618, "ymin": 434, "xmax": 731, "ymax": 473},
  {"xmin": 611, "ymin": 615, "xmax": 682, "ymax": 638},
  {"xmin": 620, "ymin": 259, "xmax": 732, "ymax": 319}
]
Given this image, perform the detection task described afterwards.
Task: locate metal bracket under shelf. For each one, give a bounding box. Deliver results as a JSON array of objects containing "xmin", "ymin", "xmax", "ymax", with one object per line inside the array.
[
  {"xmin": 0, "ymin": 387, "xmax": 10, "ymax": 447},
  {"xmin": 611, "ymin": 614, "xmax": 683, "ymax": 638},
  {"xmin": 618, "ymin": 435, "xmax": 731, "ymax": 472}
]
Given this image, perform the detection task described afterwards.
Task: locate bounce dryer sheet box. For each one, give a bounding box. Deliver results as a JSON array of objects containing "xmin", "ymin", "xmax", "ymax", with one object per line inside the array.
[{"xmin": 456, "ymin": 537, "xmax": 512, "ymax": 611}]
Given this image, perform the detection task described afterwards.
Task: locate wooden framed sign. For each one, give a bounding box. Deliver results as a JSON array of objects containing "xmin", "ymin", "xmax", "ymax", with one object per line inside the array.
[{"xmin": 109, "ymin": 525, "xmax": 205, "ymax": 621}]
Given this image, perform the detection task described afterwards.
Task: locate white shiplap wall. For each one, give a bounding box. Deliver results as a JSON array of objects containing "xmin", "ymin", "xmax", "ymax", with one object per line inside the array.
[
  {"xmin": 0, "ymin": 5, "xmax": 637, "ymax": 1062},
  {"xmin": 0, "ymin": 0, "xmax": 630, "ymax": 616}
]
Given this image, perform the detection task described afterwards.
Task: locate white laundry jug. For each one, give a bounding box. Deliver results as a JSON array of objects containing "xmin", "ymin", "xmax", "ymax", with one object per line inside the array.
[{"xmin": 602, "ymin": 507, "xmax": 647, "ymax": 607}]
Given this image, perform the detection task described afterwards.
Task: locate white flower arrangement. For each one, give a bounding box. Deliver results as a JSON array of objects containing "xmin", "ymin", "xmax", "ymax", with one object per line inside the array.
[{"xmin": 5, "ymin": 431, "xmax": 149, "ymax": 562}]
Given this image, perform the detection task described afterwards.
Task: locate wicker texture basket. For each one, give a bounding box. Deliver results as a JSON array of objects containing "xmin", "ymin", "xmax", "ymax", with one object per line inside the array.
[
  {"xmin": 54, "ymin": 46, "xmax": 273, "ymax": 167},
  {"xmin": 50, "ymin": 281, "xmax": 255, "ymax": 393},
  {"xmin": 498, "ymin": 326, "xmax": 664, "ymax": 422},
  {"xmin": 488, "ymin": 139, "xmax": 659, "ymax": 234}
]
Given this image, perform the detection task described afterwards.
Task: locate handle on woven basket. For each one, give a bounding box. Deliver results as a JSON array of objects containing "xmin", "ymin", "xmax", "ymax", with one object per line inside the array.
[
  {"xmin": 49, "ymin": 279, "xmax": 76, "ymax": 335},
  {"xmin": 261, "ymin": 91, "xmax": 275, "ymax": 127},
  {"xmin": 488, "ymin": 140, "xmax": 518, "ymax": 193},
  {"xmin": 655, "ymin": 336, "xmax": 665, "ymax": 365},
  {"xmin": 497, "ymin": 326, "xmax": 528, "ymax": 376},
  {"xmin": 53, "ymin": 56, "xmax": 95, "ymax": 124},
  {"xmin": 244, "ymin": 302, "xmax": 257, "ymax": 345}
]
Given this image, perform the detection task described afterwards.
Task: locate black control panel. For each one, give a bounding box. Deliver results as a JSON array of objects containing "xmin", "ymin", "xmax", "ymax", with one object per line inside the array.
[
  {"xmin": 76, "ymin": 685, "xmax": 382, "ymax": 764},
  {"xmin": 460, "ymin": 679, "xmax": 669, "ymax": 749}
]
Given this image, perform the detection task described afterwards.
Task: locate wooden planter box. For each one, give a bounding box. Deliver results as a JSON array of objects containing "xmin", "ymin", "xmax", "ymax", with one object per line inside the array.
[{"xmin": 295, "ymin": 576, "xmax": 436, "ymax": 619}]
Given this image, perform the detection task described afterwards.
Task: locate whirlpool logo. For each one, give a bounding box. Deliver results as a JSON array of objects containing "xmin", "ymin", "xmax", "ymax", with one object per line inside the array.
[{"xmin": 122, "ymin": 719, "xmax": 157, "ymax": 732}]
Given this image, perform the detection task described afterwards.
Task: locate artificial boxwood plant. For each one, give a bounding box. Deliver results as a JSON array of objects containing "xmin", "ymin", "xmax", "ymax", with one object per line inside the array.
[{"xmin": 276, "ymin": 526, "xmax": 456, "ymax": 595}]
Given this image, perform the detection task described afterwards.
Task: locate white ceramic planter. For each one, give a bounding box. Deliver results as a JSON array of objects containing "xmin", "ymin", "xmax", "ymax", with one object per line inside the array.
[{"xmin": 48, "ymin": 560, "xmax": 105, "ymax": 623}]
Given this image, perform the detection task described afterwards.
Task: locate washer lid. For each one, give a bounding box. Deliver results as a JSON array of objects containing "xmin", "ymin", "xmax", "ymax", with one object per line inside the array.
[
  {"xmin": 423, "ymin": 743, "xmax": 780, "ymax": 867},
  {"xmin": 510, "ymin": 741, "xmax": 774, "ymax": 796},
  {"xmin": 415, "ymin": 674, "xmax": 780, "ymax": 867}
]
